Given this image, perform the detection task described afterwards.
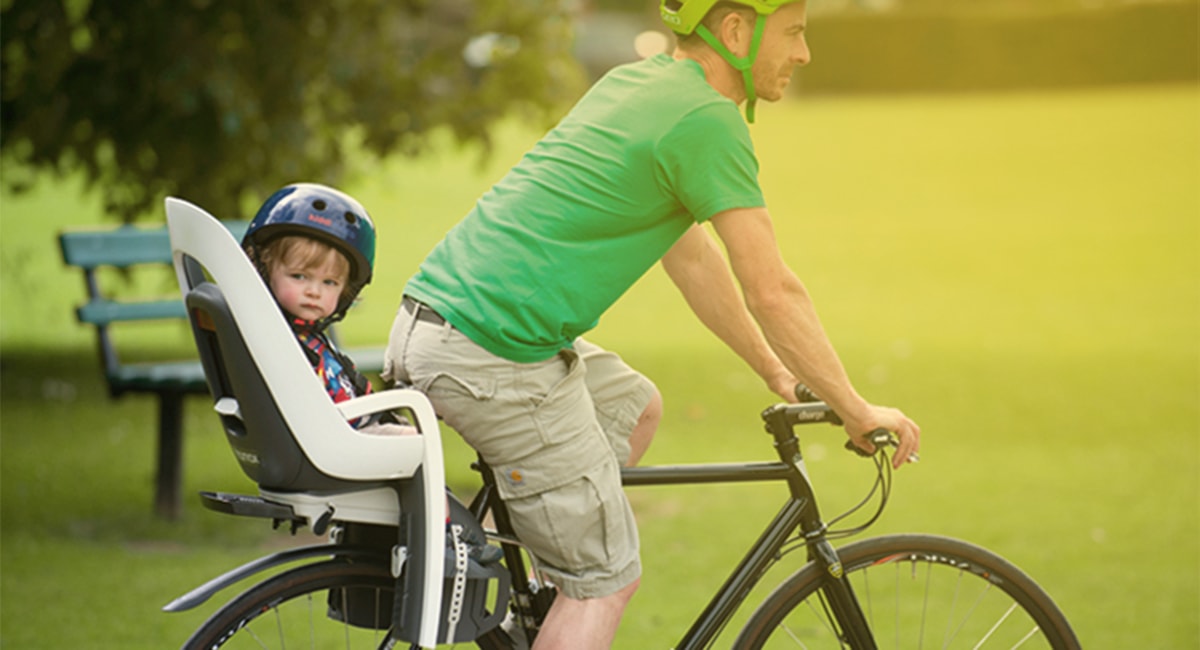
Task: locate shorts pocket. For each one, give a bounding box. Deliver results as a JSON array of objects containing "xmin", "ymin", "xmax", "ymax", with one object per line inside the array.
[
  {"xmin": 504, "ymin": 456, "xmax": 625, "ymax": 573},
  {"xmin": 526, "ymin": 348, "xmax": 590, "ymax": 448}
]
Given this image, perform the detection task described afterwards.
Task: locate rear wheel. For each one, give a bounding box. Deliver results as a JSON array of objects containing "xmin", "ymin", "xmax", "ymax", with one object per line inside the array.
[
  {"xmin": 182, "ymin": 559, "xmax": 512, "ymax": 649},
  {"xmin": 735, "ymin": 534, "xmax": 1080, "ymax": 649}
]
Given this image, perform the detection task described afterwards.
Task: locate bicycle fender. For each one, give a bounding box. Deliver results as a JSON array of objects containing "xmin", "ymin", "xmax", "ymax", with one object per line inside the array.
[{"xmin": 161, "ymin": 544, "xmax": 387, "ymax": 613}]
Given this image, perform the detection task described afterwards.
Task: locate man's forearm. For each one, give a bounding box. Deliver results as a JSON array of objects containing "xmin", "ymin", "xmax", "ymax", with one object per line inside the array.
[
  {"xmin": 747, "ymin": 275, "xmax": 870, "ymax": 422},
  {"xmin": 663, "ymin": 226, "xmax": 791, "ymax": 390}
]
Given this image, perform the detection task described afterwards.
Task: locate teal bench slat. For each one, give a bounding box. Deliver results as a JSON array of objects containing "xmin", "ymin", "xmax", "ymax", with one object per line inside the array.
[
  {"xmin": 110, "ymin": 360, "xmax": 211, "ymax": 393},
  {"xmin": 59, "ymin": 223, "xmax": 250, "ymax": 268},
  {"xmin": 76, "ymin": 299, "xmax": 187, "ymax": 325}
]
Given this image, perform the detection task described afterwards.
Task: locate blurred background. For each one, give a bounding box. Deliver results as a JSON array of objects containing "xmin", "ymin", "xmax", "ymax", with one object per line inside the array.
[
  {"xmin": 573, "ymin": 0, "xmax": 1198, "ymax": 90},
  {"xmin": 2, "ymin": 0, "xmax": 1197, "ymax": 648}
]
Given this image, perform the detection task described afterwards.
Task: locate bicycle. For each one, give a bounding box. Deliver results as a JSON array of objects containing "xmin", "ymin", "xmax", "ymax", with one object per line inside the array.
[
  {"xmin": 162, "ymin": 197, "xmax": 1079, "ymax": 649},
  {"xmin": 165, "ymin": 390, "xmax": 1079, "ymax": 649}
]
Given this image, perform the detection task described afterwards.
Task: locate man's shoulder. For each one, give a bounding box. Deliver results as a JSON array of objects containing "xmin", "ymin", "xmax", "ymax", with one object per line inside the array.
[{"xmin": 600, "ymin": 55, "xmax": 727, "ymax": 104}]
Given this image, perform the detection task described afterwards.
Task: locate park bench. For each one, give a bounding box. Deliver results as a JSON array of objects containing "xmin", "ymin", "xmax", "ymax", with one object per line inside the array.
[{"xmin": 59, "ymin": 221, "xmax": 384, "ymax": 519}]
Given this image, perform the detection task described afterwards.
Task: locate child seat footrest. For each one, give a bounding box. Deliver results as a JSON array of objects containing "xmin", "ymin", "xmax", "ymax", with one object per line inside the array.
[{"xmin": 199, "ymin": 491, "xmax": 300, "ymax": 522}]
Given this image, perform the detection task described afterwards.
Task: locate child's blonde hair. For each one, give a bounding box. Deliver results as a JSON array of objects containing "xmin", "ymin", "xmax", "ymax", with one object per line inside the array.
[{"xmin": 254, "ymin": 235, "xmax": 352, "ymax": 299}]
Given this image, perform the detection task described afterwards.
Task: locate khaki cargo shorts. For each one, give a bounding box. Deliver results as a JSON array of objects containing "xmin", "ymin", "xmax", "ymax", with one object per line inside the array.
[{"xmin": 383, "ymin": 301, "xmax": 656, "ymax": 600}]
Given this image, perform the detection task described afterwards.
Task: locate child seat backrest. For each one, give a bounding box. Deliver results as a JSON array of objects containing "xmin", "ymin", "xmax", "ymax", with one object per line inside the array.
[{"xmin": 165, "ymin": 197, "xmax": 436, "ymax": 487}]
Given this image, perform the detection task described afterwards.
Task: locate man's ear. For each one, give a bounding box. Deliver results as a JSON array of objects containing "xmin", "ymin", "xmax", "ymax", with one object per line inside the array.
[{"xmin": 717, "ymin": 10, "xmax": 754, "ymax": 58}]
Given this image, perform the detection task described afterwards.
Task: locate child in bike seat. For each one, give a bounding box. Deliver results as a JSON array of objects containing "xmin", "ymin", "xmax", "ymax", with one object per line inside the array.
[
  {"xmin": 244, "ymin": 183, "xmax": 501, "ymax": 563},
  {"xmin": 242, "ymin": 183, "xmax": 416, "ymax": 437}
]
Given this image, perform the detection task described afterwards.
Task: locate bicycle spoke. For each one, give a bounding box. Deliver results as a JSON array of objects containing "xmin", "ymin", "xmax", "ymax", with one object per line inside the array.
[
  {"xmin": 973, "ymin": 602, "xmax": 1018, "ymax": 649},
  {"xmin": 1012, "ymin": 626, "xmax": 1044, "ymax": 648},
  {"xmin": 945, "ymin": 573, "xmax": 993, "ymax": 646},
  {"xmin": 919, "ymin": 560, "xmax": 931, "ymax": 650},
  {"xmin": 804, "ymin": 596, "xmax": 839, "ymax": 646},
  {"xmin": 274, "ymin": 603, "xmax": 286, "ymax": 649},
  {"xmin": 341, "ymin": 587, "xmax": 352, "ymax": 649},
  {"xmin": 308, "ymin": 592, "xmax": 316, "ymax": 649},
  {"xmin": 781, "ymin": 621, "xmax": 811, "ymax": 649},
  {"xmin": 894, "ymin": 563, "xmax": 900, "ymax": 649},
  {"xmin": 245, "ymin": 624, "xmax": 269, "ymax": 650},
  {"xmin": 941, "ymin": 570, "xmax": 965, "ymax": 650},
  {"xmin": 862, "ymin": 568, "xmax": 874, "ymax": 633}
]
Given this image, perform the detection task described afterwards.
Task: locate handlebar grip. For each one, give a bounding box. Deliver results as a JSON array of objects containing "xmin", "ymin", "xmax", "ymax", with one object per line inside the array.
[
  {"xmin": 844, "ymin": 428, "xmax": 920, "ymax": 463},
  {"xmin": 844, "ymin": 428, "xmax": 892, "ymax": 457}
]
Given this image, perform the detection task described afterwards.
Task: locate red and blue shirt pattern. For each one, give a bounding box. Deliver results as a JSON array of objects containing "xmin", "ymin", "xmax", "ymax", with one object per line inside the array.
[{"xmin": 294, "ymin": 322, "xmax": 372, "ymax": 428}]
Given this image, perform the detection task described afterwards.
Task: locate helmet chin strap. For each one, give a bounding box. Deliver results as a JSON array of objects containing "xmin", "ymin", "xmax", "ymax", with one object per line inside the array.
[{"xmin": 695, "ymin": 13, "xmax": 766, "ymax": 123}]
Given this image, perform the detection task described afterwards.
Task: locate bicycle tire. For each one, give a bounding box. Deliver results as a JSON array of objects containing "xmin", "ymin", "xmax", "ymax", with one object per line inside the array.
[
  {"xmin": 182, "ymin": 559, "xmax": 512, "ymax": 650},
  {"xmin": 734, "ymin": 534, "xmax": 1080, "ymax": 649}
]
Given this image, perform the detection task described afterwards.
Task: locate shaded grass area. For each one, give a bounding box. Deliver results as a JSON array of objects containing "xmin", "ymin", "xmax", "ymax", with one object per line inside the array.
[{"xmin": 2, "ymin": 84, "xmax": 1198, "ymax": 648}]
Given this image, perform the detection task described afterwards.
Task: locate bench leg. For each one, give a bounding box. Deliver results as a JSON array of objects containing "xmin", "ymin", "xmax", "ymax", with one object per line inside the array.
[{"xmin": 155, "ymin": 392, "xmax": 185, "ymax": 520}]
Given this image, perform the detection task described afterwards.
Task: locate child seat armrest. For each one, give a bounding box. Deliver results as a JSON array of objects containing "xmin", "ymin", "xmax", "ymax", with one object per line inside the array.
[{"xmin": 336, "ymin": 388, "xmax": 434, "ymax": 427}]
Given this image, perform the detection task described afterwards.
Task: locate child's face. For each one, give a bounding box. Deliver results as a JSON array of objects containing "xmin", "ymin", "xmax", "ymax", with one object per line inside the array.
[{"xmin": 268, "ymin": 253, "xmax": 349, "ymax": 321}]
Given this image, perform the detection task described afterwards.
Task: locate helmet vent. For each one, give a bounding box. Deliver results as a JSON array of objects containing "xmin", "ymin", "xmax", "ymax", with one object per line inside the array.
[
  {"xmin": 312, "ymin": 200, "xmax": 327, "ymax": 210},
  {"xmin": 344, "ymin": 212, "xmax": 358, "ymax": 224}
]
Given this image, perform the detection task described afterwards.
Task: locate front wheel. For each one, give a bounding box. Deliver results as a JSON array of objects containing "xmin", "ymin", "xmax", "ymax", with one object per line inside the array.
[
  {"xmin": 735, "ymin": 534, "xmax": 1080, "ymax": 649},
  {"xmin": 182, "ymin": 559, "xmax": 512, "ymax": 650}
]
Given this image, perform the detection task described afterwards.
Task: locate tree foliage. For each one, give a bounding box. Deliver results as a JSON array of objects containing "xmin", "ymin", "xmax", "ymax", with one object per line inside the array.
[{"xmin": 1, "ymin": 0, "xmax": 585, "ymax": 222}]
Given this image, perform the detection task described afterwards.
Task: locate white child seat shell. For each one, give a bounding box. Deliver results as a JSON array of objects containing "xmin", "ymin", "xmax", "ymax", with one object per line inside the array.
[{"xmin": 165, "ymin": 197, "xmax": 446, "ymax": 649}]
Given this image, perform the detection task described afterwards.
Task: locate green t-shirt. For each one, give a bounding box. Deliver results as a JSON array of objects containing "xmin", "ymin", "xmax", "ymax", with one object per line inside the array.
[{"xmin": 405, "ymin": 54, "xmax": 766, "ymax": 362}]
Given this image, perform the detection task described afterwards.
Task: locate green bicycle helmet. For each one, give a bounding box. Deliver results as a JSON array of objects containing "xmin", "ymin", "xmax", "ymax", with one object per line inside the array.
[{"xmin": 660, "ymin": 0, "xmax": 797, "ymax": 122}]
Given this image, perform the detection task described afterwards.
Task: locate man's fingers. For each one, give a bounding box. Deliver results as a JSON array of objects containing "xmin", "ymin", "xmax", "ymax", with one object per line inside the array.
[{"xmin": 892, "ymin": 421, "xmax": 921, "ymax": 469}]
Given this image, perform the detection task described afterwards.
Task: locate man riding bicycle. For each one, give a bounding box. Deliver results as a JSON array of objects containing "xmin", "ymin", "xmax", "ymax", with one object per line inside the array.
[{"xmin": 383, "ymin": 1, "xmax": 921, "ymax": 647}]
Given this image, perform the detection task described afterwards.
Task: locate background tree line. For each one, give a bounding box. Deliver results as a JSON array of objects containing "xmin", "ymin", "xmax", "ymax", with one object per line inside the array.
[{"xmin": 1, "ymin": 0, "xmax": 586, "ymax": 223}]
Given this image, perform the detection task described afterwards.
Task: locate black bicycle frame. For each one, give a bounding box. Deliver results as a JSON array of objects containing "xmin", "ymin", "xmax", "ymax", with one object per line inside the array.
[{"xmin": 471, "ymin": 401, "xmax": 879, "ymax": 650}]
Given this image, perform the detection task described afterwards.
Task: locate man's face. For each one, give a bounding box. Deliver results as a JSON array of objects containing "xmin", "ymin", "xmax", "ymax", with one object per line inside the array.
[{"xmin": 751, "ymin": 2, "xmax": 811, "ymax": 102}]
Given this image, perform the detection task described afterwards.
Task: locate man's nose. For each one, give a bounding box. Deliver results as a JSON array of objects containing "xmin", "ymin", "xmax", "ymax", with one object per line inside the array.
[{"xmin": 794, "ymin": 40, "xmax": 811, "ymax": 66}]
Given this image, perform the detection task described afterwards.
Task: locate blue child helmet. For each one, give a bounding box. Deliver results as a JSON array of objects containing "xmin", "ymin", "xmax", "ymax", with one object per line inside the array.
[{"xmin": 243, "ymin": 183, "xmax": 377, "ymax": 322}]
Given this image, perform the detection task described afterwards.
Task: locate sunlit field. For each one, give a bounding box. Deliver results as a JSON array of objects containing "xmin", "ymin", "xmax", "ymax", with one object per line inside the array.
[{"xmin": 2, "ymin": 83, "xmax": 1196, "ymax": 648}]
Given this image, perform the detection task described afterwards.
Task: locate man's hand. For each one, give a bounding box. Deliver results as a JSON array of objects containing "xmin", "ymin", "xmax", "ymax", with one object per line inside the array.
[
  {"xmin": 845, "ymin": 405, "xmax": 921, "ymax": 470},
  {"xmin": 768, "ymin": 372, "xmax": 802, "ymax": 403}
]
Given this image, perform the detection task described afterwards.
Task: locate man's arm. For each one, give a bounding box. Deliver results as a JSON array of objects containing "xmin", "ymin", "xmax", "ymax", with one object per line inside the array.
[
  {"xmin": 662, "ymin": 223, "xmax": 798, "ymax": 400},
  {"xmin": 707, "ymin": 207, "xmax": 920, "ymax": 466}
]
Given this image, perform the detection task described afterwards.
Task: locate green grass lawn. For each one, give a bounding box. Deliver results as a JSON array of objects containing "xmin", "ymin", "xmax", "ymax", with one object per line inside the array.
[{"xmin": 2, "ymin": 83, "xmax": 1197, "ymax": 648}]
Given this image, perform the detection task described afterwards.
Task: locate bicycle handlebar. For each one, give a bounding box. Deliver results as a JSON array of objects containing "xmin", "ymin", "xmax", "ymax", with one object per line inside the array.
[{"xmin": 785, "ymin": 384, "xmax": 918, "ymax": 463}]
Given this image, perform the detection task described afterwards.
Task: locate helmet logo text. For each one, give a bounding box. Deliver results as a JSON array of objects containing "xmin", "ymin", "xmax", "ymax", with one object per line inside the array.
[{"xmin": 307, "ymin": 213, "xmax": 333, "ymax": 226}]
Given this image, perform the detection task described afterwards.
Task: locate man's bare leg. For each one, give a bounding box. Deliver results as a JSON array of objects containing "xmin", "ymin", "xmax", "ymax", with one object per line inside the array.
[{"xmin": 531, "ymin": 579, "xmax": 640, "ymax": 650}]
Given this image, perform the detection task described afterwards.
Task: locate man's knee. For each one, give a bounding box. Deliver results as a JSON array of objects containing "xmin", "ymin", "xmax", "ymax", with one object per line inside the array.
[
  {"xmin": 628, "ymin": 390, "xmax": 661, "ymax": 466},
  {"xmin": 616, "ymin": 576, "xmax": 641, "ymax": 603},
  {"xmin": 640, "ymin": 389, "xmax": 663, "ymax": 431}
]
